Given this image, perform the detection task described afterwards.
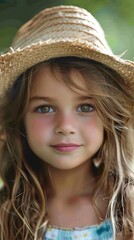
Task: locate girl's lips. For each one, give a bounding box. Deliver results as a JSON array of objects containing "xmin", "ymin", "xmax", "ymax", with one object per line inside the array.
[{"xmin": 50, "ymin": 144, "xmax": 82, "ymax": 152}]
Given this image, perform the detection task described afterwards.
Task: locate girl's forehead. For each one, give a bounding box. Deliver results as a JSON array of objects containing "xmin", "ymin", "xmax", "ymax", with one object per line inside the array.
[
  {"xmin": 32, "ymin": 64, "xmax": 91, "ymax": 93},
  {"xmin": 34, "ymin": 63, "xmax": 83, "ymax": 79}
]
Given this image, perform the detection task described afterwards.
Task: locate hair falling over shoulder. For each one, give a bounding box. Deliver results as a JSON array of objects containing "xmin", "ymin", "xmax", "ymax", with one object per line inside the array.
[{"xmin": 0, "ymin": 57, "xmax": 134, "ymax": 240}]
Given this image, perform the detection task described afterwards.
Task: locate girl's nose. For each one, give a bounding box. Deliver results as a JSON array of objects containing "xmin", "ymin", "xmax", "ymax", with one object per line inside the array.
[{"xmin": 54, "ymin": 113, "xmax": 76, "ymax": 136}]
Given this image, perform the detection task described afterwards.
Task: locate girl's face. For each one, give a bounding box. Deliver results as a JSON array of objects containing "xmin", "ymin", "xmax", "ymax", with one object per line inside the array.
[{"xmin": 24, "ymin": 65, "xmax": 104, "ymax": 170}]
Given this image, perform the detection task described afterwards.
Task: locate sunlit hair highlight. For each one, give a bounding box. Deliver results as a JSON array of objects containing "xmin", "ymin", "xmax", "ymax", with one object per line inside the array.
[{"xmin": 0, "ymin": 57, "xmax": 134, "ymax": 239}]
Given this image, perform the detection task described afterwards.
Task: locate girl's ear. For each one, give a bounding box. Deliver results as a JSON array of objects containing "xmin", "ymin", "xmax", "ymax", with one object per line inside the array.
[
  {"xmin": 0, "ymin": 128, "xmax": 6, "ymax": 141},
  {"xmin": 0, "ymin": 134, "xmax": 6, "ymax": 141}
]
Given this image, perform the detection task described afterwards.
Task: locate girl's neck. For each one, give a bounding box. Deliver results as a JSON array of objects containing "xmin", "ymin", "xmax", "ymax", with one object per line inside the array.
[
  {"xmin": 45, "ymin": 160, "xmax": 95, "ymax": 200},
  {"xmin": 44, "ymin": 161, "xmax": 108, "ymax": 228}
]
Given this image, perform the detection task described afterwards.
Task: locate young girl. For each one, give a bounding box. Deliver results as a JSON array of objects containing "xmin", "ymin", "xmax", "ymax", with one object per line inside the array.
[{"xmin": 0, "ymin": 5, "xmax": 134, "ymax": 240}]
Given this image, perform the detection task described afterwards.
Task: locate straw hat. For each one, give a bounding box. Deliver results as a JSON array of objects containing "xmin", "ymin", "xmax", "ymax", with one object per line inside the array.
[{"xmin": 0, "ymin": 5, "xmax": 134, "ymax": 97}]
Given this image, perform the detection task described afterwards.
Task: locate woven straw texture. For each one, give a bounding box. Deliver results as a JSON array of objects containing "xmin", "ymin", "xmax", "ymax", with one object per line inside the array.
[{"xmin": 0, "ymin": 5, "xmax": 134, "ymax": 97}]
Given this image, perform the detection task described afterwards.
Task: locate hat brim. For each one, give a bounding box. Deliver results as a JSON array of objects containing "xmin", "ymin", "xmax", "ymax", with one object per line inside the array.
[{"xmin": 0, "ymin": 40, "xmax": 134, "ymax": 96}]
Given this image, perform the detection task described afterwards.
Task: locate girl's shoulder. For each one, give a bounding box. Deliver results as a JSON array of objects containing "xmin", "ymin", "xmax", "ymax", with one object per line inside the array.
[{"xmin": 43, "ymin": 219, "xmax": 113, "ymax": 240}]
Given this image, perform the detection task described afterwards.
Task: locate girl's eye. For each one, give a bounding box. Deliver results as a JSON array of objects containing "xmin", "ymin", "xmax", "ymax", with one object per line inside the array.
[
  {"xmin": 77, "ymin": 104, "xmax": 94, "ymax": 113},
  {"xmin": 35, "ymin": 105, "xmax": 54, "ymax": 113}
]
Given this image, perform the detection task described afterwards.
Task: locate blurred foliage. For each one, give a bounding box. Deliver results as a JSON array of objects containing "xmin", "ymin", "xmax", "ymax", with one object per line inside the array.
[{"xmin": 0, "ymin": 0, "xmax": 134, "ymax": 60}]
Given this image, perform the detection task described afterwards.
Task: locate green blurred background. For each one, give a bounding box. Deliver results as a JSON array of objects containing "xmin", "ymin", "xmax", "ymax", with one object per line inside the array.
[{"xmin": 0, "ymin": 0, "xmax": 134, "ymax": 60}]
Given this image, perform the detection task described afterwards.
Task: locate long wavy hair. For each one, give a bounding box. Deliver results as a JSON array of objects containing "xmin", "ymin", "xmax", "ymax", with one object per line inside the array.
[{"xmin": 0, "ymin": 57, "xmax": 134, "ymax": 240}]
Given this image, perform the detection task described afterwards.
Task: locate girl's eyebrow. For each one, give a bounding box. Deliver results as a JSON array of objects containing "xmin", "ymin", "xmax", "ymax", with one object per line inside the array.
[
  {"xmin": 77, "ymin": 96, "xmax": 92, "ymax": 100},
  {"xmin": 30, "ymin": 96, "xmax": 56, "ymax": 102},
  {"xmin": 29, "ymin": 95, "xmax": 92, "ymax": 102}
]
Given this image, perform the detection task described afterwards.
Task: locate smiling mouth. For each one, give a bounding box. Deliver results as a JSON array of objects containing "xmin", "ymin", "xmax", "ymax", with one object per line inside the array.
[{"xmin": 50, "ymin": 144, "xmax": 82, "ymax": 152}]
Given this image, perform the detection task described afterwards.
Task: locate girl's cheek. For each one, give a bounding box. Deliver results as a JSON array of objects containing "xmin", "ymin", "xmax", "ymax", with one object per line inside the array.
[
  {"xmin": 26, "ymin": 116, "xmax": 53, "ymax": 136},
  {"xmin": 83, "ymin": 116, "xmax": 97, "ymax": 128},
  {"xmin": 82, "ymin": 116, "xmax": 103, "ymax": 134}
]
